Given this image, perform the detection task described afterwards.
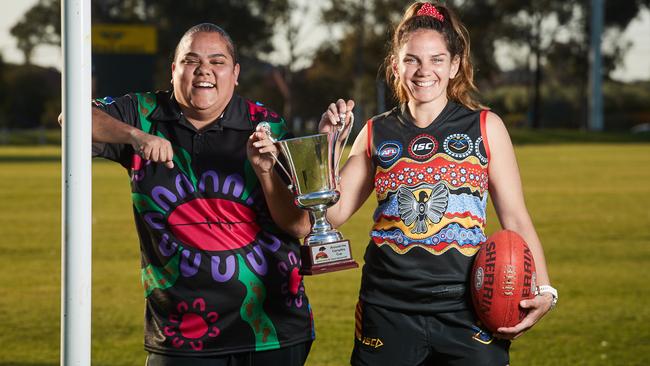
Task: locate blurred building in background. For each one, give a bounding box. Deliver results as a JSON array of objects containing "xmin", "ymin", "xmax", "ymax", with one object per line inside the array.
[{"xmin": 92, "ymin": 24, "xmax": 156, "ymax": 97}]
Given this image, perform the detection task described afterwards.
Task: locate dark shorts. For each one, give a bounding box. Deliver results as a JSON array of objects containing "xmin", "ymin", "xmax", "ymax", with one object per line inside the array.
[
  {"xmin": 146, "ymin": 341, "xmax": 312, "ymax": 366},
  {"xmin": 351, "ymin": 301, "xmax": 510, "ymax": 366}
]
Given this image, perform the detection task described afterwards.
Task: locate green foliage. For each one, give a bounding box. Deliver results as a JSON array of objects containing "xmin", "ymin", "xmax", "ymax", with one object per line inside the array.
[
  {"xmin": 308, "ymin": 0, "xmax": 650, "ymax": 127},
  {"xmin": 483, "ymin": 80, "xmax": 650, "ymax": 130},
  {"xmin": 603, "ymin": 81, "xmax": 650, "ymax": 130},
  {"xmin": 0, "ymin": 129, "xmax": 61, "ymax": 146},
  {"xmin": 1, "ymin": 64, "xmax": 61, "ymax": 130},
  {"xmin": 483, "ymin": 85, "xmax": 530, "ymax": 127},
  {"xmin": 90, "ymin": 0, "xmax": 289, "ymax": 90},
  {"xmin": 4, "ymin": 1, "xmax": 650, "ymax": 135},
  {"xmin": 16, "ymin": 0, "xmax": 288, "ymax": 66},
  {"xmin": 0, "ymin": 55, "xmax": 8, "ymax": 130},
  {"xmin": 1, "ymin": 143, "xmax": 650, "ymax": 365}
]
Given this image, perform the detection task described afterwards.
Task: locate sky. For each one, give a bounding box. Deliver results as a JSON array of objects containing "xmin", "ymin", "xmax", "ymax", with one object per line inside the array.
[{"xmin": 1, "ymin": 0, "xmax": 648, "ymax": 82}]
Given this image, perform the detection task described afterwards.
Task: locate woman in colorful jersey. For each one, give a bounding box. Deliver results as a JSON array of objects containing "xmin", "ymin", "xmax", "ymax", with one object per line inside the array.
[
  {"xmin": 319, "ymin": 2, "xmax": 557, "ymax": 365},
  {"xmin": 78, "ymin": 24, "xmax": 314, "ymax": 366}
]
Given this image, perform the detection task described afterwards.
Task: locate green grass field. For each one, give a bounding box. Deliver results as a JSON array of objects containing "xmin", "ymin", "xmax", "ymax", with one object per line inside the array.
[{"xmin": 1, "ymin": 143, "xmax": 649, "ymax": 366}]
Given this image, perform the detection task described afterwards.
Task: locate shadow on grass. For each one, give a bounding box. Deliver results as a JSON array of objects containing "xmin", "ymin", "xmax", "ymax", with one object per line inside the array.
[{"xmin": 0, "ymin": 363, "xmax": 58, "ymax": 366}]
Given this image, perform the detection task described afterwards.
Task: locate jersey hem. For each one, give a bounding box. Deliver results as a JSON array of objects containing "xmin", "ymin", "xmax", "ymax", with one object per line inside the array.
[
  {"xmin": 358, "ymin": 294, "xmax": 470, "ymax": 315},
  {"xmin": 144, "ymin": 334, "xmax": 315, "ymax": 357}
]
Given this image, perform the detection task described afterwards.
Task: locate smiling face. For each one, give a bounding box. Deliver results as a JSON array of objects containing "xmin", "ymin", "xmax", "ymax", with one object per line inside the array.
[
  {"xmin": 172, "ymin": 31, "xmax": 240, "ymax": 124},
  {"xmin": 394, "ymin": 29, "xmax": 459, "ymax": 110}
]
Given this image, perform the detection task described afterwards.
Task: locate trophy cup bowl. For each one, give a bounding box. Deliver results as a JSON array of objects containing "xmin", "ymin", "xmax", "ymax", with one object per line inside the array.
[{"xmin": 275, "ymin": 130, "xmax": 359, "ymax": 275}]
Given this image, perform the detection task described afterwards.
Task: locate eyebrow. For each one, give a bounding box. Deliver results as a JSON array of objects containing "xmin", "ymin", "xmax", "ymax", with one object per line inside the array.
[
  {"xmin": 184, "ymin": 52, "xmax": 228, "ymax": 59},
  {"xmin": 405, "ymin": 53, "xmax": 448, "ymax": 58}
]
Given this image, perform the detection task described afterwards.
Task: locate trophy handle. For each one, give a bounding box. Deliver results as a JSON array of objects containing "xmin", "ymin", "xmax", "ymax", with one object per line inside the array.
[
  {"xmin": 257, "ymin": 122, "xmax": 295, "ymax": 192},
  {"xmin": 332, "ymin": 112, "xmax": 354, "ymax": 184}
]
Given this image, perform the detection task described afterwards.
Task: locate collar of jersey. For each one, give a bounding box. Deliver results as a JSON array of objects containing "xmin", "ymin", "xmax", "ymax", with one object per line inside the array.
[
  {"xmin": 147, "ymin": 91, "xmax": 254, "ymax": 132},
  {"xmin": 398, "ymin": 100, "xmax": 457, "ymax": 130}
]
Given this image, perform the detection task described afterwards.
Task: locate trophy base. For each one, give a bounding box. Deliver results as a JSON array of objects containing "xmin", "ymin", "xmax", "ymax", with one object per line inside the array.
[{"xmin": 299, "ymin": 240, "xmax": 358, "ymax": 275}]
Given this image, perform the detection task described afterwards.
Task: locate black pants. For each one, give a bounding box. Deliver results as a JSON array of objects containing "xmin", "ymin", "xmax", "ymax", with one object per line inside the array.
[
  {"xmin": 146, "ymin": 341, "xmax": 312, "ymax": 366},
  {"xmin": 351, "ymin": 301, "xmax": 510, "ymax": 366}
]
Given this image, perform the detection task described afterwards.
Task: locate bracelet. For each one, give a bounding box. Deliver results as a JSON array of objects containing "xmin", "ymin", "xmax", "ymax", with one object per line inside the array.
[{"xmin": 536, "ymin": 285, "xmax": 558, "ymax": 309}]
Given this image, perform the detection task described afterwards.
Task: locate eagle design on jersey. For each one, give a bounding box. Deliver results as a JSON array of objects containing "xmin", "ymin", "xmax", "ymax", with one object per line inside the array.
[{"xmin": 397, "ymin": 183, "xmax": 449, "ymax": 234}]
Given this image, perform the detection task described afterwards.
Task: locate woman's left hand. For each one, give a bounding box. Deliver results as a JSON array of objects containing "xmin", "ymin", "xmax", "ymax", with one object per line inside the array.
[
  {"xmin": 494, "ymin": 293, "xmax": 554, "ymax": 340},
  {"xmin": 247, "ymin": 124, "xmax": 278, "ymax": 175},
  {"xmin": 319, "ymin": 99, "xmax": 355, "ymax": 136}
]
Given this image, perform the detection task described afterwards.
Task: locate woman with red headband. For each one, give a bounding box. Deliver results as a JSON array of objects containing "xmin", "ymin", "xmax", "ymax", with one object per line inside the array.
[{"xmin": 316, "ymin": 2, "xmax": 556, "ymax": 365}]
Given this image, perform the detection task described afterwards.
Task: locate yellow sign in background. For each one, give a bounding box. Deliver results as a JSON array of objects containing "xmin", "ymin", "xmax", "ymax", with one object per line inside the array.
[{"xmin": 92, "ymin": 24, "xmax": 157, "ymax": 54}]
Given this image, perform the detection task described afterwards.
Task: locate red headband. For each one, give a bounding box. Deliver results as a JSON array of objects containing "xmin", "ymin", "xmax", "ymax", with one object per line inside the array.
[{"xmin": 416, "ymin": 3, "xmax": 445, "ymax": 22}]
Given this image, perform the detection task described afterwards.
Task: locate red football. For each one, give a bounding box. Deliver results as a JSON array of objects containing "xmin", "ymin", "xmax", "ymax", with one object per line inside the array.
[{"xmin": 470, "ymin": 230, "xmax": 537, "ymax": 333}]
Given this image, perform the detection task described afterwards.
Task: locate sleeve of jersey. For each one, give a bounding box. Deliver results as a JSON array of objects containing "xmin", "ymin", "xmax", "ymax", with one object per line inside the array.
[{"xmin": 91, "ymin": 94, "xmax": 140, "ymax": 168}]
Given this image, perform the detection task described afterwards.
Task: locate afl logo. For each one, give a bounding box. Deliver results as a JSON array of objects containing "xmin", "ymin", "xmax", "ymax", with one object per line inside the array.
[
  {"xmin": 408, "ymin": 134, "xmax": 438, "ymax": 160},
  {"xmin": 475, "ymin": 267, "xmax": 484, "ymax": 290},
  {"xmin": 443, "ymin": 133, "xmax": 473, "ymax": 159},
  {"xmin": 377, "ymin": 141, "xmax": 402, "ymax": 164}
]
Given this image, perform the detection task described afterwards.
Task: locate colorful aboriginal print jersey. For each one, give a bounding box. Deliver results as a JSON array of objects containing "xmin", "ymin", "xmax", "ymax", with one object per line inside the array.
[
  {"xmin": 92, "ymin": 91, "xmax": 314, "ymax": 356},
  {"xmin": 360, "ymin": 101, "xmax": 490, "ymax": 313}
]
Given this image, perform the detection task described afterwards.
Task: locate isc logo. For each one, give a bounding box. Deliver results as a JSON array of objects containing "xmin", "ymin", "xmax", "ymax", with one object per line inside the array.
[
  {"xmin": 412, "ymin": 142, "xmax": 433, "ymax": 151},
  {"xmin": 408, "ymin": 134, "xmax": 437, "ymax": 159},
  {"xmin": 360, "ymin": 336, "xmax": 384, "ymax": 348}
]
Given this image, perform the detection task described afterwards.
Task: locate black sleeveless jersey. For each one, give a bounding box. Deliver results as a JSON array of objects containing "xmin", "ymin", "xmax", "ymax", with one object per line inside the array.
[{"xmin": 360, "ymin": 101, "xmax": 490, "ymax": 313}]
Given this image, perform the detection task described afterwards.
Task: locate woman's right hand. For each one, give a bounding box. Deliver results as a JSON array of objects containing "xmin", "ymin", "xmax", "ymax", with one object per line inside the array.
[
  {"xmin": 319, "ymin": 99, "xmax": 355, "ymax": 136},
  {"xmin": 129, "ymin": 129, "xmax": 174, "ymax": 169},
  {"xmin": 246, "ymin": 124, "xmax": 278, "ymax": 176}
]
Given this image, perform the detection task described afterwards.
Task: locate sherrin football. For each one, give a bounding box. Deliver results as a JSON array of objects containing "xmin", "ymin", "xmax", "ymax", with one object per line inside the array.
[{"xmin": 470, "ymin": 230, "xmax": 537, "ymax": 333}]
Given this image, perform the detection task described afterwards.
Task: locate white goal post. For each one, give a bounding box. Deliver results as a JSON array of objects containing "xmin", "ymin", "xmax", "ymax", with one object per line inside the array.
[{"xmin": 61, "ymin": 0, "xmax": 92, "ymax": 365}]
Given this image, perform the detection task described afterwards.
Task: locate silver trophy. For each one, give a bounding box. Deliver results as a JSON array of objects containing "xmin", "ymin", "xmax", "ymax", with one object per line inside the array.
[{"xmin": 260, "ymin": 115, "xmax": 358, "ymax": 275}]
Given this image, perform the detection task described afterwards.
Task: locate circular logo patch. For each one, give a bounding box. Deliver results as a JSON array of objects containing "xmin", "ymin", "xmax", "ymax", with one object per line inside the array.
[
  {"xmin": 377, "ymin": 141, "xmax": 402, "ymax": 165},
  {"xmin": 408, "ymin": 134, "xmax": 438, "ymax": 160},
  {"xmin": 443, "ymin": 133, "xmax": 473, "ymax": 159},
  {"xmin": 475, "ymin": 136, "xmax": 488, "ymax": 164}
]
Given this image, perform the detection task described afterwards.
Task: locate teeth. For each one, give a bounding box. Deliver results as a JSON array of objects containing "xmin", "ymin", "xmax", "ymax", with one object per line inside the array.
[
  {"xmin": 195, "ymin": 82, "xmax": 214, "ymax": 88},
  {"xmin": 414, "ymin": 81, "xmax": 435, "ymax": 87}
]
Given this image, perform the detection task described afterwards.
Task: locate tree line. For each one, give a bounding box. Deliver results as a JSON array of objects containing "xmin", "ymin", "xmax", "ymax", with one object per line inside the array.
[{"xmin": 2, "ymin": 0, "xmax": 649, "ymax": 135}]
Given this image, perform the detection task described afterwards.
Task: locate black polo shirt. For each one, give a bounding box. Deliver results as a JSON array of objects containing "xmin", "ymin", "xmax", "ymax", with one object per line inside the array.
[{"xmin": 93, "ymin": 91, "xmax": 314, "ymax": 356}]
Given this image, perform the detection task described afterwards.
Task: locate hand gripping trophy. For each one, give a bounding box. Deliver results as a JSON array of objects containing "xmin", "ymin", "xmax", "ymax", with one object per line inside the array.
[{"xmin": 259, "ymin": 115, "xmax": 358, "ymax": 275}]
